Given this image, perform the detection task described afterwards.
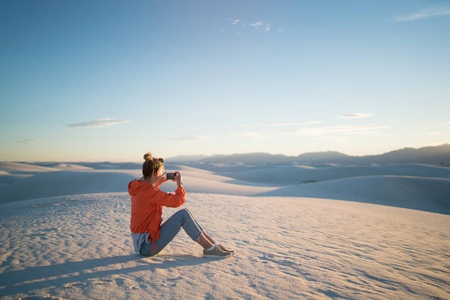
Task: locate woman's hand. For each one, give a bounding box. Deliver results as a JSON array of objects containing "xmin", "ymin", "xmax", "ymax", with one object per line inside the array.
[
  {"xmin": 153, "ymin": 172, "xmax": 168, "ymax": 188},
  {"xmin": 174, "ymin": 171, "xmax": 182, "ymax": 187}
]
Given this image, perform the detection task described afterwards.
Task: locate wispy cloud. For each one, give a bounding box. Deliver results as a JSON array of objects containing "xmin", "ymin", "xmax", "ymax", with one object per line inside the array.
[
  {"xmin": 171, "ymin": 136, "xmax": 208, "ymax": 142},
  {"xmin": 68, "ymin": 118, "xmax": 130, "ymax": 128},
  {"xmin": 240, "ymin": 121, "xmax": 322, "ymax": 128},
  {"xmin": 264, "ymin": 121, "xmax": 323, "ymax": 127},
  {"xmin": 18, "ymin": 139, "xmax": 39, "ymax": 144},
  {"xmin": 427, "ymin": 132, "xmax": 440, "ymax": 136},
  {"xmin": 232, "ymin": 132, "xmax": 269, "ymax": 140},
  {"xmin": 393, "ymin": 5, "xmax": 450, "ymax": 22},
  {"xmin": 250, "ymin": 22, "xmax": 264, "ymax": 27},
  {"xmin": 288, "ymin": 125, "xmax": 389, "ymax": 137},
  {"xmin": 338, "ymin": 113, "xmax": 373, "ymax": 119},
  {"xmin": 225, "ymin": 19, "xmax": 282, "ymax": 34}
]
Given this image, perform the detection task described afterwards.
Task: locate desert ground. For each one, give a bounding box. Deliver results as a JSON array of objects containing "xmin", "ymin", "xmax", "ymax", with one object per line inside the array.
[{"xmin": 0, "ymin": 161, "xmax": 449, "ymax": 299}]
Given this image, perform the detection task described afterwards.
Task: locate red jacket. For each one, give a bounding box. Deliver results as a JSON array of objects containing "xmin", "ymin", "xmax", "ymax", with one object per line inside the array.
[{"xmin": 128, "ymin": 179, "xmax": 186, "ymax": 243}]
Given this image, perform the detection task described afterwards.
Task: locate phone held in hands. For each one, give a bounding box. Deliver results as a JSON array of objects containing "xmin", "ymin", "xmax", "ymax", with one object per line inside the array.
[{"xmin": 166, "ymin": 173, "xmax": 176, "ymax": 180}]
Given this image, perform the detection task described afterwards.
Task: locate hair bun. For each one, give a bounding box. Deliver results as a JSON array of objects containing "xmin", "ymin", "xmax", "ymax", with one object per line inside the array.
[{"xmin": 143, "ymin": 152, "xmax": 153, "ymax": 161}]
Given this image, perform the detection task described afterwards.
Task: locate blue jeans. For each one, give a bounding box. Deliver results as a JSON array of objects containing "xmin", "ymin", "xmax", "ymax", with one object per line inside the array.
[{"xmin": 139, "ymin": 208, "xmax": 204, "ymax": 256}]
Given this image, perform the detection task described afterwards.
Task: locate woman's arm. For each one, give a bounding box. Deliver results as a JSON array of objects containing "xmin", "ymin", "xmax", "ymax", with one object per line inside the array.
[
  {"xmin": 174, "ymin": 171, "xmax": 183, "ymax": 187},
  {"xmin": 146, "ymin": 171, "xmax": 185, "ymax": 207},
  {"xmin": 155, "ymin": 186, "xmax": 186, "ymax": 207}
]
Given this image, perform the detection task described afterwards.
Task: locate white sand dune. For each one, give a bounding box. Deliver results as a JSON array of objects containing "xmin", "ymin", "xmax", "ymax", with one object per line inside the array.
[
  {"xmin": 161, "ymin": 165, "xmax": 277, "ymax": 196},
  {"xmin": 1, "ymin": 162, "xmax": 450, "ymax": 213},
  {"xmin": 53, "ymin": 164, "xmax": 94, "ymax": 171},
  {"xmin": 0, "ymin": 161, "xmax": 449, "ymax": 299},
  {"xmin": 0, "ymin": 165, "xmax": 276, "ymax": 204},
  {"xmin": 217, "ymin": 163, "xmax": 450, "ymax": 185},
  {"xmin": 0, "ymin": 162, "xmax": 58, "ymax": 174},
  {"xmin": 0, "ymin": 174, "xmax": 30, "ymax": 185},
  {"xmin": 0, "ymin": 163, "xmax": 56, "ymax": 189},
  {"xmin": 0, "ymin": 171, "xmax": 137, "ymax": 204},
  {"xmin": 0, "ymin": 192, "xmax": 448, "ymax": 299},
  {"xmin": 259, "ymin": 175, "xmax": 450, "ymax": 214}
]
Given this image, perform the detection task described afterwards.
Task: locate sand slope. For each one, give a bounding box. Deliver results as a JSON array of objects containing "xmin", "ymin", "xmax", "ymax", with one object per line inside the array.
[
  {"xmin": 219, "ymin": 163, "xmax": 450, "ymax": 185},
  {"xmin": 260, "ymin": 176, "xmax": 450, "ymax": 214},
  {"xmin": 0, "ymin": 171, "xmax": 137, "ymax": 204},
  {"xmin": 0, "ymin": 164, "xmax": 277, "ymax": 204},
  {"xmin": 0, "ymin": 162, "xmax": 58, "ymax": 174},
  {"xmin": 0, "ymin": 193, "xmax": 448, "ymax": 299}
]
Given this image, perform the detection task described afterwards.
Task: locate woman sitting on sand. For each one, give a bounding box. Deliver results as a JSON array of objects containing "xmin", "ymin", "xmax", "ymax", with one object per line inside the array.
[{"xmin": 128, "ymin": 153, "xmax": 234, "ymax": 258}]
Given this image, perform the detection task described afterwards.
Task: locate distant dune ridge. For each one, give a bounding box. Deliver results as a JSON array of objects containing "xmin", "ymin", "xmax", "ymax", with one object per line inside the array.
[
  {"xmin": 0, "ymin": 144, "xmax": 449, "ymax": 299},
  {"xmin": 169, "ymin": 144, "xmax": 450, "ymax": 165}
]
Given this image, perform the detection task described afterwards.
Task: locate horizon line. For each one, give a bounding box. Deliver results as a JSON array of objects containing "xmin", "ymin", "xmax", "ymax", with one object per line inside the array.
[{"xmin": 2, "ymin": 143, "xmax": 448, "ymax": 163}]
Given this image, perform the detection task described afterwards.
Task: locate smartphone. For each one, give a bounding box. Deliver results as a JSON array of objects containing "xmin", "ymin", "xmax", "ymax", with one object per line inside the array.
[{"xmin": 166, "ymin": 173, "xmax": 176, "ymax": 180}]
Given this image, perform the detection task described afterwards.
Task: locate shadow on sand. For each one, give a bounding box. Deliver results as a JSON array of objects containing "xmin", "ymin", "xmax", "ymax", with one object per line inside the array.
[{"xmin": 0, "ymin": 254, "xmax": 210, "ymax": 297}]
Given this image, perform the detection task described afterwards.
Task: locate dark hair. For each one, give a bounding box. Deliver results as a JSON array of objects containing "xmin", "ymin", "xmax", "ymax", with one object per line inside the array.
[{"xmin": 142, "ymin": 152, "xmax": 164, "ymax": 178}]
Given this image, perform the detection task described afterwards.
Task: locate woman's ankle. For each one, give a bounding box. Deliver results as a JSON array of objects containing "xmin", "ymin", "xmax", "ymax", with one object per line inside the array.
[
  {"xmin": 196, "ymin": 232, "xmax": 214, "ymax": 249},
  {"xmin": 205, "ymin": 245, "xmax": 215, "ymax": 251}
]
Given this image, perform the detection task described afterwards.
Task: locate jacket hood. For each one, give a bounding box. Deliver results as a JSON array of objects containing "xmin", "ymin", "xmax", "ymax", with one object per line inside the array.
[{"xmin": 128, "ymin": 179, "xmax": 151, "ymax": 196}]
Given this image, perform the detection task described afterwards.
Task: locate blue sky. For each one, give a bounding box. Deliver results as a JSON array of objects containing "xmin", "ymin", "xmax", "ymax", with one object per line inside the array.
[{"xmin": 1, "ymin": 0, "xmax": 449, "ymax": 162}]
